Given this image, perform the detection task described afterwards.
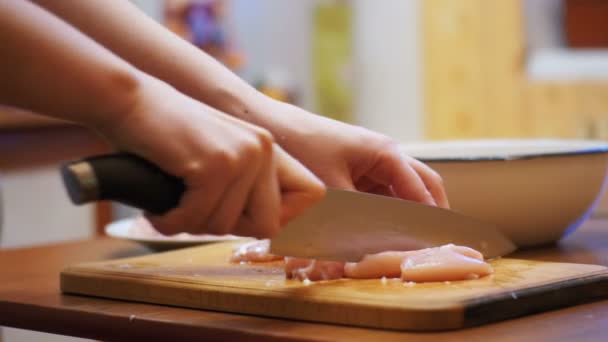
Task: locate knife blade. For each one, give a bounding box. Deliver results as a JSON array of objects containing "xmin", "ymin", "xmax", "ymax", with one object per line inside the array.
[
  {"xmin": 269, "ymin": 189, "xmax": 515, "ymax": 261},
  {"xmin": 61, "ymin": 153, "xmax": 516, "ymax": 261}
]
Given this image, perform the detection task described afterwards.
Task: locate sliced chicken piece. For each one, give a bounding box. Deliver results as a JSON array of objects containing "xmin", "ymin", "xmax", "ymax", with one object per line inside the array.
[
  {"xmin": 344, "ymin": 244, "xmax": 492, "ymax": 282},
  {"xmin": 344, "ymin": 251, "xmax": 411, "ymax": 279},
  {"xmin": 230, "ymin": 239, "xmax": 283, "ymax": 263},
  {"xmin": 400, "ymin": 244, "xmax": 492, "ymax": 282},
  {"xmin": 231, "ymin": 239, "xmax": 492, "ymax": 283},
  {"xmin": 285, "ymin": 257, "xmax": 345, "ymax": 281}
]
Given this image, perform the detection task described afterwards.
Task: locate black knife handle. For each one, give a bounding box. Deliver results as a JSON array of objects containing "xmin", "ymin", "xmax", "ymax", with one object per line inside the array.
[{"xmin": 61, "ymin": 153, "xmax": 185, "ymax": 215}]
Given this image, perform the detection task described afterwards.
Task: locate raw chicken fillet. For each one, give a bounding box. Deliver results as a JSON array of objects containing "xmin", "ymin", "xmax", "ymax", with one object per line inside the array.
[
  {"xmin": 230, "ymin": 239, "xmax": 283, "ymax": 263},
  {"xmin": 231, "ymin": 240, "xmax": 493, "ymax": 283}
]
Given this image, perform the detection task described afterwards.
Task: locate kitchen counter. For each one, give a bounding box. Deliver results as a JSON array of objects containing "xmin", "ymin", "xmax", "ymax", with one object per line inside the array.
[{"xmin": 1, "ymin": 220, "xmax": 608, "ymax": 341}]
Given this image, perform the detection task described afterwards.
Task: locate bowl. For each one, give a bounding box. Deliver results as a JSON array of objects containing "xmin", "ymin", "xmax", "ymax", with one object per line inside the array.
[{"xmin": 400, "ymin": 139, "xmax": 608, "ymax": 248}]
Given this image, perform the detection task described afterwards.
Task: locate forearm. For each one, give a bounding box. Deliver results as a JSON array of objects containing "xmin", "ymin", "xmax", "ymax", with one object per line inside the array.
[
  {"xmin": 0, "ymin": 0, "xmax": 141, "ymax": 129},
  {"xmin": 31, "ymin": 0, "xmax": 275, "ymax": 126}
]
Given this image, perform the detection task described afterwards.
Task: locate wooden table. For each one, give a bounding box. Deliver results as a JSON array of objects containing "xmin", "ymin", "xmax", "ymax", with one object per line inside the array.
[{"xmin": 1, "ymin": 220, "xmax": 608, "ymax": 342}]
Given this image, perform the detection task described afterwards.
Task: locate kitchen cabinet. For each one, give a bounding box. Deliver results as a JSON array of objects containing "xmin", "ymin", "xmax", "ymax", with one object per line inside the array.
[{"xmin": 422, "ymin": 0, "xmax": 608, "ymax": 140}]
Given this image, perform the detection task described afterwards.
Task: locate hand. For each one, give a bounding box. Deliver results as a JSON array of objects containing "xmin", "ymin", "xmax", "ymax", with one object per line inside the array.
[
  {"xmin": 99, "ymin": 76, "xmax": 325, "ymax": 237},
  {"xmin": 259, "ymin": 101, "xmax": 449, "ymax": 208}
]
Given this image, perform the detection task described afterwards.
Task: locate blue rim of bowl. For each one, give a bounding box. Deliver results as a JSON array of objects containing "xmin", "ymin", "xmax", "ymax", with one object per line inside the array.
[{"xmin": 414, "ymin": 144, "xmax": 608, "ymax": 163}]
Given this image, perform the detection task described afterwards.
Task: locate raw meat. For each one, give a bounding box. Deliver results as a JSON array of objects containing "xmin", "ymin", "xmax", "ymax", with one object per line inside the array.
[
  {"xmin": 285, "ymin": 257, "xmax": 345, "ymax": 281},
  {"xmin": 230, "ymin": 239, "xmax": 283, "ymax": 263},
  {"xmin": 343, "ymin": 244, "xmax": 490, "ymax": 281},
  {"xmin": 229, "ymin": 240, "xmax": 344, "ymax": 281},
  {"xmin": 343, "ymin": 251, "xmax": 411, "ymax": 279},
  {"xmin": 230, "ymin": 239, "xmax": 493, "ymax": 283},
  {"xmin": 345, "ymin": 244, "xmax": 492, "ymax": 282},
  {"xmin": 399, "ymin": 244, "xmax": 492, "ymax": 282}
]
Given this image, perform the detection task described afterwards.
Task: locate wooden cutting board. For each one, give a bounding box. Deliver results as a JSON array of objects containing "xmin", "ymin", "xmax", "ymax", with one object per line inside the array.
[{"xmin": 61, "ymin": 240, "xmax": 608, "ymax": 331}]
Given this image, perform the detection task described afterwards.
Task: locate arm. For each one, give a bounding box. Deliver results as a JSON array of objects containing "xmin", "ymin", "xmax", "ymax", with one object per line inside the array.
[
  {"xmin": 32, "ymin": 0, "xmax": 448, "ymax": 207},
  {"xmin": 30, "ymin": 0, "xmax": 263, "ymax": 123},
  {"xmin": 0, "ymin": 0, "xmax": 139, "ymax": 128},
  {"xmin": 0, "ymin": 0, "xmax": 324, "ymax": 237}
]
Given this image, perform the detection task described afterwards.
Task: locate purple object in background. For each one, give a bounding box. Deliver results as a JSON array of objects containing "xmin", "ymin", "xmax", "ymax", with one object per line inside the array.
[{"xmin": 186, "ymin": 2, "xmax": 226, "ymax": 48}]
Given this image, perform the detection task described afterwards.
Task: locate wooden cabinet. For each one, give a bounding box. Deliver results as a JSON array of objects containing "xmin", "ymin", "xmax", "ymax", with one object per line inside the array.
[
  {"xmin": 565, "ymin": 0, "xmax": 608, "ymax": 48},
  {"xmin": 422, "ymin": 0, "xmax": 608, "ymax": 140}
]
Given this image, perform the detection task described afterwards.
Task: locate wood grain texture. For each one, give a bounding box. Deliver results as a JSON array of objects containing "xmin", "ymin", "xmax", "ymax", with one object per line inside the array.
[
  {"xmin": 577, "ymin": 83, "xmax": 608, "ymax": 139},
  {"xmin": 526, "ymin": 83, "xmax": 582, "ymax": 138},
  {"xmin": 423, "ymin": 0, "xmax": 487, "ymax": 139},
  {"xmin": 481, "ymin": 1, "xmax": 527, "ymax": 138},
  {"xmin": 422, "ymin": 0, "xmax": 608, "ymax": 139},
  {"xmin": 61, "ymin": 241, "xmax": 608, "ymax": 331}
]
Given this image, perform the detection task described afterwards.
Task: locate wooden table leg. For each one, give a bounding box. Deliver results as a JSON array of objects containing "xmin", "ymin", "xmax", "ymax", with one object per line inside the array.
[{"xmin": 95, "ymin": 202, "xmax": 113, "ymax": 237}]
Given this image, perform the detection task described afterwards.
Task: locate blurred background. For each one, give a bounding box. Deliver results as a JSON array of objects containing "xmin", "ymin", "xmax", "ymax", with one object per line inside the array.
[
  {"xmin": 3, "ymin": 0, "xmax": 608, "ymax": 248},
  {"xmin": 1, "ymin": 0, "xmax": 608, "ymax": 340}
]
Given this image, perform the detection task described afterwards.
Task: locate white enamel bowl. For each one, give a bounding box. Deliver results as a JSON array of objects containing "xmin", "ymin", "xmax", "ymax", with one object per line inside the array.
[{"xmin": 401, "ymin": 139, "xmax": 608, "ymax": 247}]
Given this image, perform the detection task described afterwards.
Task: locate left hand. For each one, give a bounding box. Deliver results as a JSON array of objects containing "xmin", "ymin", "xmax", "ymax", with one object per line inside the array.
[{"xmin": 260, "ymin": 100, "xmax": 450, "ymax": 208}]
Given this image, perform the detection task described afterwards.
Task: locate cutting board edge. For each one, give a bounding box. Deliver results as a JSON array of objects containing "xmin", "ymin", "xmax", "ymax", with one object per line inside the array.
[
  {"xmin": 462, "ymin": 269, "xmax": 608, "ymax": 328},
  {"xmin": 59, "ymin": 240, "xmax": 608, "ymax": 333},
  {"xmin": 61, "ymin": 266, "xmax": 608, "ymax": 331},
  {"xmin": 60, "ymin": 268, "xmax": 466, "ymax": 331},
  {"xmin": 61, "ymin": 264, "xmax": 471, "ymax": 308}
]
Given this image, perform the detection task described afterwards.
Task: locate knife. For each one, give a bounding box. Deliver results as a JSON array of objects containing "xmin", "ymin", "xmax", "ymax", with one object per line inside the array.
[{"xmin": 60, "ymin": 153, "xmax": 516, "ymax": 261}]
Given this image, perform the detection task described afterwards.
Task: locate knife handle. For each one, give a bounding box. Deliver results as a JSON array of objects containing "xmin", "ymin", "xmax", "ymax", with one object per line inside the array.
[{"xmin": 61, "ymin": 153, "xmax": 185, "ymax": 215}]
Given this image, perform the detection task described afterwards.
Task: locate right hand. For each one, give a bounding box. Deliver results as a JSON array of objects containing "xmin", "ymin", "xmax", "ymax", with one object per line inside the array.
[{"xmin": 99, "ymin": 76, "xmax": 326, "ymax": 238}]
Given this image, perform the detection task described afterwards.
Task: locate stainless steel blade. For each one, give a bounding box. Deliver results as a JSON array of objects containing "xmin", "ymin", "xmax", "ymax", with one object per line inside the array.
[{"xmin": 270, "ymin": 189, "xmax": 516, "ymax": 261}]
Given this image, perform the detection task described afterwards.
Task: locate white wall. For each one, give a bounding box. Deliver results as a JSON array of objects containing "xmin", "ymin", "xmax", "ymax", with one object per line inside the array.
[
  {"xmin": 0, "ymin": 167, "xmax": 94, "ymax": 248},
  {"xmin": 353, "ymin": 0, "xmax": 423, "ymax": 142},
  {"xmin": 228, "ymin": 0, "xmax": 316, "ymax": 110},
  {"xmin": 229, "ymin": 0, "xmax": 424, "ymax": 142},
  {"xmin": 523, "ymin": 0, "xmax": 564, "ymax": 50},
  {"xmin": 131, "ymin": 0, "xmax": 424, "ymax": 141},
  {"xmin": 130, "ymin": 0, "xmax": 164, "ymax": 21}
]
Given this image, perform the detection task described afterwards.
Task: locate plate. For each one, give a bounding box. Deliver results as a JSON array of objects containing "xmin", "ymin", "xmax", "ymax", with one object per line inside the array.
[{"xmin": 105, "ymin": 216, "xmax": 242, "ymax": 251}]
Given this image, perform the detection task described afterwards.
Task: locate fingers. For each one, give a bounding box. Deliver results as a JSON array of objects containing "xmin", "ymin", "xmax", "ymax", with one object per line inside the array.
[
  {"xmin": 146, "ymin": 173, "xmax": 228, "ymax": 235},
  {"xmin": 206, "ymin": 144, "xmax": 263, "ymax": 235},
  {"xmin": 227, "ymin": 144, "xmax": 326, "ymax": 238},
  {"xmin": 274, "ymin": 145, "xmax": 326, "ymax": 226},
  {"xmin": 321, "ymin": 168, "xmax": 356, "ymax": 191},
  {"xmin": 409, "ymin": 158, "xmax": 450, "ymax": 208},
  {"xmin": 148, "ymin": 116, "xmax": 277, "ymax": 236},
  {"xmin": 115, "ymin": 83, "xmax": 325, "ymax": 238},
  {"xmin": 146, "ymin": 182, "xmax": 225, "ymax": 235},
  {"xmin": 367, "ymin": 147, "xmax": 437, "ymax": 206},
  {"xmin": 150, "ymin": 138, "xmax": 324, "ymax": 238},
  {"xmin": 233, "ymin": 141, "xmax": 281, "ymax": 238},
  {"xmin": 366, "ymin": 184, "xmax": 396, "ymax": 197}
]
